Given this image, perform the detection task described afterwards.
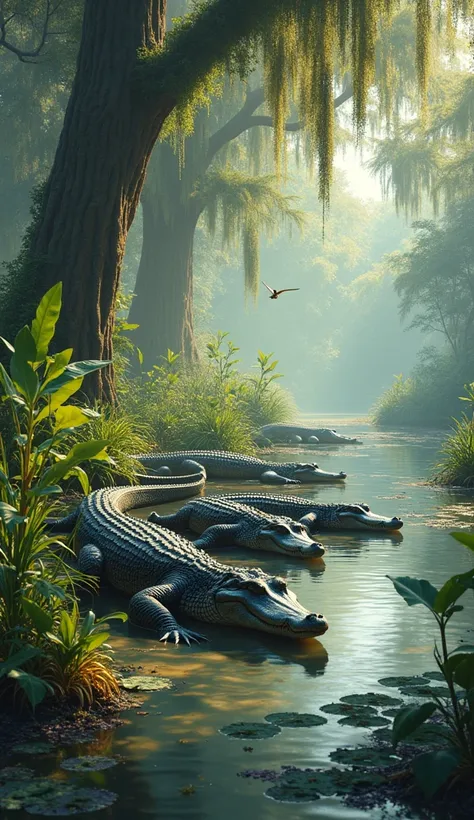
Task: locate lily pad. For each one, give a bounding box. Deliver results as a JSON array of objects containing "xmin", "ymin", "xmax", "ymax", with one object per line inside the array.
[
  {"xmin": 0, "ymin": 767, "xmax": 35, "ymax": 786},
  {"xmin": 220, "ymin": 722, "xmax": 281, "ymax": 739},
  {"xmin": 371, "ymin": 728, "xmax": 393, "ymax": 744},
  {"xmin": 329, "ymin": 746, "xmax": 401, "ymax": 767},
  {"xmin": 398, "ymin": 685, "xmax": 450, "ymax": 698},
  {"xmin": 264, "ymin": 712, "xmax": 327, "ymax": 728},
  {"xmin": 382, "ymin": 706, "xmax": 417, "ymax": 718},
  {"xmin": 265, "ymin": 767, "xmax": 386, "ymax": 803},
  {"xmin": 422, "ymin": 671, "xmax": 445, "ymax": 682},
  {"xmin": 338, "ymin": 715, "xmax": 390, "ymax": 728},
  {"xmin": 12, "ymin": 742, "xmax": 55, "ymax": 755},
  {"xmin": 0, "ymin": 778, "xmax": 118, "ymax": 815},
  {"xmin": 60, "ymin": 757, "xmax": 118, "ymax": 772},
  {"xmin": 372, "ymin": 724, "xmax": 449, "ymax": 747},
  {"xmin": 120, "ymin": 675, "xmax": 174, "ymax": 691},
  {"xmin": 340, "ymin": 693, "xmax": 403, "ymax": 708},
  {"xmin": 378, "ymin": 676, "xmax": 426, "ymax": 688},
  {"xmin": 320, "ymin": 702, "xmax": 377, "ymax": 717}
]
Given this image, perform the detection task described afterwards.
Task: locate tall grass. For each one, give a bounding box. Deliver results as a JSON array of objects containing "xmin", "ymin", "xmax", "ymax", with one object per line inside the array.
[{"xmin": 432, "ymin": 415, "xmax": 474, "ymax": 487}]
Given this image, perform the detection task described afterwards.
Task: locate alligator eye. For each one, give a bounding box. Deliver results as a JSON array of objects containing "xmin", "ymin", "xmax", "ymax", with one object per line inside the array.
[
  {"xmin": 246, "ymin": 581, "xmax": 266, "ymax": 595},
  {"xmin": 274, "ymin": 524, "xmax": 289, "ymax": 534},
  {"xmin": 273, "ymin": 577, "xmax": 287, "ymax": 592}
]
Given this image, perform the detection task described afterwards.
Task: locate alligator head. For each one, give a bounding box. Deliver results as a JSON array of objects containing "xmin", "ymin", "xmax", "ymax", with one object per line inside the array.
[
  {"xmin": 211, "ymin": 572, "xmax": 328, "ymax": 639},
  {"xmin": 291, "ymin": 463, "xmax": 347, "ymax": 482},
  {"xmin": 253, "ymin": 519, "xmax": 325, "ymax": 558},
  {"xmin": 304, "ymin": 503, "xmax": 403, "ymax": 531}
]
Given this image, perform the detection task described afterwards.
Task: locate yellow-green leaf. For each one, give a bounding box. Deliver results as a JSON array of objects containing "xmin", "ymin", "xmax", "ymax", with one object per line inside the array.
[{"xmin": 31, "ymin": 283, "xmax": 62, "ymax": 364}]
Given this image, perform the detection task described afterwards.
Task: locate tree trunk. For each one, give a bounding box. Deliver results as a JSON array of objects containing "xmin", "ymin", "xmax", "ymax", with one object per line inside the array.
[
  {"xmin": 129, "ymin": 179, "xmax": 201, "ymax": 367},
  {"xmin": 11, "ymin": 1, "xmax": 171, "ymax": 402}
]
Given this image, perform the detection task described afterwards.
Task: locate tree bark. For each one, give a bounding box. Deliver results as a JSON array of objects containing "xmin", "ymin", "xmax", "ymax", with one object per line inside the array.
[
  {"xmin": 129, "ymin": 184, "xmax": 201, "ymax": 365},
  {"xmin": 15, "ymin": 0, "xmax": 172, "ymax": 402}
]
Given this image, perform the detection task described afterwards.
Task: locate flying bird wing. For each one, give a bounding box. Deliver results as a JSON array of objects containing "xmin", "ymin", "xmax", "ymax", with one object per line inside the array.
[
  {"xmin": 276, "ymin": 288, "xmax": 300, "ymax": 295},
  {"xmin": 262, "ymin": 281, "xmax": 275, "ymax": 294}
]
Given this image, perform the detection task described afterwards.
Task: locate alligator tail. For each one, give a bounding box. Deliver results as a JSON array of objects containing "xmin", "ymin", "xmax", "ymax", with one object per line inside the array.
[{"xmin": 45, "ymin": 508, "xmax": 80, "ymax": 534}]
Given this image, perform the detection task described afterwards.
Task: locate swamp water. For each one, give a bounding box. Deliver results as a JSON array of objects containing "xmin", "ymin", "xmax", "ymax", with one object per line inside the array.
[{"xmin": 3, "ymin": 417, "xmax": 474, "ymax": 819}]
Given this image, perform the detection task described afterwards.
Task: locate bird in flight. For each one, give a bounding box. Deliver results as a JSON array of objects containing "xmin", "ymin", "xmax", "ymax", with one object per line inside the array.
[{"xmin": 262, "ymin": 281, "xmax": 300, "ymax": 300}]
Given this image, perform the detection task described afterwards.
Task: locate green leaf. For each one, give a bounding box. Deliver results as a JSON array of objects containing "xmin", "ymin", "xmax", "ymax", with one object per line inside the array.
[
  {"xmin": 54, "ymin": 405, "xmax": 97, "ymax": 431},
  {"xmin": 7, "ymin": 669, "xmax": 53, "ymax": 709},
  {"xmin": 32, "ymin": 579, "xmax": 66, "ymax": 601},
  {"xmin": 453, "ymin": 655, "xmax": 474, "ymax": 690},
  {"xmin": 35, "ymin": 377, "xmax": 84, "ymax": 424},
  {"xmin": 30, "ymin": 283, "xmax": 62, "ymax": 364},
  {"xmin": 79, "ymin": 611, "xmax": 96, "ymax": 638},
  {"xmin": 412, "ymin": 749, "xmax": 461, "ymax": 798},
  {"xmin": 450, "ymin": 531, "xmax": 474, "ymax": 553},
  {"xmin": 435, "ymin": 569, "xmax": 474, "ymax": 612},
  {"xmin": 82, "ymin": 632, "xmax": 110, "ymax": 652},
  {"xmin": 43, "ymin": 347, "xmax": 73, "ymax": 387},
  {"xmin": 28, "ymin": 484, "xmax": 63, "ymax": 498},
  {"xmin": 392, "ymin": 702, "xmax": 437, "ymax": 747},
  {"xmin": 10, "ymin": 327, "xmax": 38, "ymax": 402},
  {"xmin": 0, "ymin": 501, "xmax": 27, "ymax": 530},
  {"xmin": 42, "ymin": 359, "xmax": 111, "ymax": 395},
  {"xmin": 94, "ymin": 611, "xmax": 128, "ymax": 626},
  {"xmin": 67, "ymin": 465, "xmax": 90, "ymax": 495},
  {"xmin": 388, "ymin": 576, "xmax": 439, "ymax": 611},
  {"xmin": 450, "ymin": 645, "xmax": 474, "ymax": 655},
  {"xmin": 59, "ymin": 609, "xmax": 75, "ymax": 645},
  {"xmin": 21, "ymin": 597, "xmax": 54, "ymax": 634},
  {"xmin": 137, "ymin": 348, "xmax": 144, "ymax": 366},
  {"xmin": 0, "ymin": 362, "xmax": 25, "ymax": 404},
  {"xmin": 0, "ymin": 646, "xmax": 42, "ymax": 679}
]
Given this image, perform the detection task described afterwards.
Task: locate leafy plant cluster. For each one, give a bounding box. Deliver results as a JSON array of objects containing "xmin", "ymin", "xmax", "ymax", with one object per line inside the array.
[
  {"xmin": 0, "ymin": 284, "xmax": 125, "ymax": 710},
  {"xmin": 388, "ymin": 531, "xmax": 474, "ymax": 797},
  {"xmin": 119, "ymin": 330, "xmax": 296, "ymax": 453},
  {"xmin": 432, "ymin": 382, "xmax": 474, "ymax": 488}
]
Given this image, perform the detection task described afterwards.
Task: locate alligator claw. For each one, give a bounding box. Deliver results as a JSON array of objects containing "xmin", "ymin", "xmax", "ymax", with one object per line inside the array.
[{"xmin": 159, "ymin": 627, "xmax": 208, "ymax": 645}]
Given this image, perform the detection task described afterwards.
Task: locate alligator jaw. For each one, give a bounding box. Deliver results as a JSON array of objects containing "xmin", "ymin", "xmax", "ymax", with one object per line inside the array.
[
  {"xmin": 214, "ymin": 577, "xmax": 328, "ymax": 639},
  {"xmin": 257, "ymin": 526, "xmax": 325, "ymax": 558},
  {"xmin": 338, "ymin": 510, "xmax": 403, "ymax": 530},
  {"xmin": 294, "ymin": 464, "xmax": 347, "ymax": 482}
]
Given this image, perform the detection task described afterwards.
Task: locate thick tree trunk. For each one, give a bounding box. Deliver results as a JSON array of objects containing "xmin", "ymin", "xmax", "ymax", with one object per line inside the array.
[
  {"xmin": 129, "ymin": 187, "xmax": 201, "ymax": 366},
  {"xmin": 18, "ymin": 1, "xmax": 171, "ymax": 402}
]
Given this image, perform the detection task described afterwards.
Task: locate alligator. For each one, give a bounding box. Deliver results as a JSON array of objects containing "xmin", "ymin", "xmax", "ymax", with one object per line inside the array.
[
  {"xmin": 258, "ymin": 424, "xmax": 361, "ymax": 445},
  {"xmin": 136, "ymin": 450, "xmax": 347, "ymax": 483},
  {"xmin": 216, "ymin": 494, "xmax": 403, "ymax": 532},
  {"xmin": 147, "ymin": 497, "xmax": 325, "ymax": 558},
  {"xmin": 49, "ymin": 476, "xmax": 328, "ymax": 644}
]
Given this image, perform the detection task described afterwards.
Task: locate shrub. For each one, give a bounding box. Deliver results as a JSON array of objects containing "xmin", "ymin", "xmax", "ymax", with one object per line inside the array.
[
  {"xmin": 432, "ymin": 384, "xmax": 474, "ymax": 487},
  {"xmin": 0, "ymin": 283, "xmax": 125, "ymax": 710}
]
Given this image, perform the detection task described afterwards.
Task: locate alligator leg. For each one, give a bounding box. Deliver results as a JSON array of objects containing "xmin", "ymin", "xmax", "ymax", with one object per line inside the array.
[
  {"xmin": 298, "ymin": 512, "xmax": 319, "ymax": 534},
  {"xmin": 78, "ymin": 544, "xmax": 104, "ymax": 577},
  {"xmin": 260, "ymin": 470, "xmax": 300, "ymax": 485},
  {"xmin": 194, "ymin": 524, "xmax": 241, "ymax": 549},
  {"xmin": 129, "ymin": 579, "xmax": 208, "ymax": 645},
  {"xmin": 147, "ymin": 507, "xmax": 191, "ymax": 531}
]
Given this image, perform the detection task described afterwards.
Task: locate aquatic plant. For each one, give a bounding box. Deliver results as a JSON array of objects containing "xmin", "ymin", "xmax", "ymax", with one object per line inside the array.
[
  {"xmin": 432, "ymin": 384, "xmax": 474, "ymax": 486},
  {"xmin": 387, "ymin": 532, "xmax": 474, "ymax": 797},
  {"xmin": 0, "ymin": 283, "xmax": 125, "ymax": 708}
]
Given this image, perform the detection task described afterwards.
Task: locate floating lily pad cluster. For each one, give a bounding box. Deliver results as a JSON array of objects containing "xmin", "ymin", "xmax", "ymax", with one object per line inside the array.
[
  {"xmin": 377, "ymin": 674, "xmax": 450, "ymax": 699},
  {"xmin": 220, "ymin": 722, "xmax": 281, "ymax": 739},
  {"xmin": 0, "ymin": 767, "xmax": 118, "ymax": 816},
  {"xmin": 265, "ymin": 713, "xmax": 328, "ymax": 728},
  {"xmin": 60, "ymin": 757, "xmax": 118, "ymax": 773},
  {"xmin": 265, "ymin": 767, "xmax": 386, "ymax": 803}
]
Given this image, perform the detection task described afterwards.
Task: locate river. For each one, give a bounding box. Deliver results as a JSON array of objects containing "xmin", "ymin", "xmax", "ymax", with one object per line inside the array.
[{"xmin": 6, "ymin": 417, "xmax": 474, "ymax": 819}]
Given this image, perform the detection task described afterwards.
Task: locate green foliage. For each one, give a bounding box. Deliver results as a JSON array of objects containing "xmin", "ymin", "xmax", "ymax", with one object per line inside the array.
[
  {"xmin": 0, "ymin": 284, "xmax": 125, "ymax": 709},
  {"xmin": 432, "ymin": 385, "xmax": 474, "ymax": 487},
  {"xmin": 387, "ymin": 534, "xmax": 474, "ymax": 796},
  {"xmin": 119, "ymin": 332, "xmax": 295, "ymax": 452}
]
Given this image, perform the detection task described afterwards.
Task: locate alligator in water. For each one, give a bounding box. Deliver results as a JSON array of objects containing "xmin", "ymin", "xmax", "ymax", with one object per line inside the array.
[
  {"xmin": 258, "ymin": 424, "xmax": 361, "ymax": 445},
  {"xmin": 148, "ymin": 497, "xmax": 325, "ymax": 558},
  {"xmin": 216, "ymin": 494, "xmax": 403, "ymax": 532},
  {"xmin": 49, "ymin": 477, "xmax": 328, "ymax": 643},
  {"xmin": 136, "ymin": 450, "xmax": 346, "ymax": 483}
]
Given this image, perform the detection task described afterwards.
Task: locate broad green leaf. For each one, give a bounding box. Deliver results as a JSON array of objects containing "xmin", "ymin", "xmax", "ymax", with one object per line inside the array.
[
  {"xmin": 10, "ymin": 327, "xmax": 38, "ymax": 402},
  {"xmin": 0, "ymin": 501, "xmax": 27, "ymax": 530},
  {"xmin": 82, "ymin": 632, "xmax": 110, "ymax": 652},
  {"xmin": 453, "ymin": 655, "xmax": 474, "ymax": 690},
  {"xmin": 42, "ymin": 359, "xmax": 111, "ymax": 395},
  {"xmin": 450, "ymin": 645, "xmax": 474, "ymax": 655},
  {"xmin": 412, "ymin": 749, "xmax": 460, "ymax": 798},
  {"xmin": 94, "ymin": 611, "xmax": 128, "ymax": 626},
  {"xmin": 43, "ymin": 347, "xmax": 73, "ymax": 387},
  {"xmin": 35, "ymin": 377, "xmax": 84, "ymax": 424},
  {"xmin": 28, "ymin": 484, "xmax": 63, "ymax": 497},
  {"xmin": 0, "ymin": 645, "xmax": 41, "ymax": 679},
  {"xmin": 120, "ymin": 322, "xmax": 139, "ymax": 331},
  {"xmin": 68, "ymin": 465, "xmax": 90, "ymax": 495},
  {"xmin": 0, "ymin": 362, "xmax": 24, "ymax": 403},
  {"xmin": 32, "ymin": 579, "xmax": 66, "ymax": 600},
  {"xmin": 59, "ymin": 609, "xmax": 75, "ymax": 645},
  {"xmin": 31, "ymin": 282, "xmax": 62, "ymax": 363},
  {"xmin": 0, "ymin": 335, "xmax": 14, "ymax": 353},
  {"xmin": 79, "ymin": 611, "xmax": 96, "ymax": 638},
  {"xmin": 387, "ymin": 575, "xmax": 439, "ymax": 611},
  {"xmin": 13, "ymin": 325, "xmax": 37, "ymax": 363},
  {"xmin": 40, "ymin": 439, "xmax": 109, "ymax": 487},
  {"xmin": 392, "ymin": 702, "xmax": 437, "ymax": 747},
  {"xmin": 450, "ymin": 531, "xmax": 474, "ymax": 553},
  {"xmin": 7, "ymin": 669, "xmax": 53, "ymax": 709},
  {"xmin": 54, "ymin": 405, "xmax": 97, "ymax": 431},
  {"xmin": 21, "ymin": 597, "xmax": 54, "ymax": 634},
  {"xmin": 435, "ymin": 569, "xmax": 474, "ymax": 613}
]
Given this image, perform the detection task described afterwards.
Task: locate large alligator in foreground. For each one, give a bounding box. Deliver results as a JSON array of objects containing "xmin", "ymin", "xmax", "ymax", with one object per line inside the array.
[
  {"xmin": 50, "ymin": 476, "xmax": 328, "ymax": 643},
  {"xmin": 258, "ymin": 424, "xmax": 361, "ymax": 445},
  {"xmin": 148, "ymin": 497, "xmax": 325, "ymax": 558},
  {"xmin": 136, "ymin": 450, "xmax": 347, "ymax": 483},
  {"xmin": 217, "ymin": 494, "xmax": 403, "ymax": 532}
]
